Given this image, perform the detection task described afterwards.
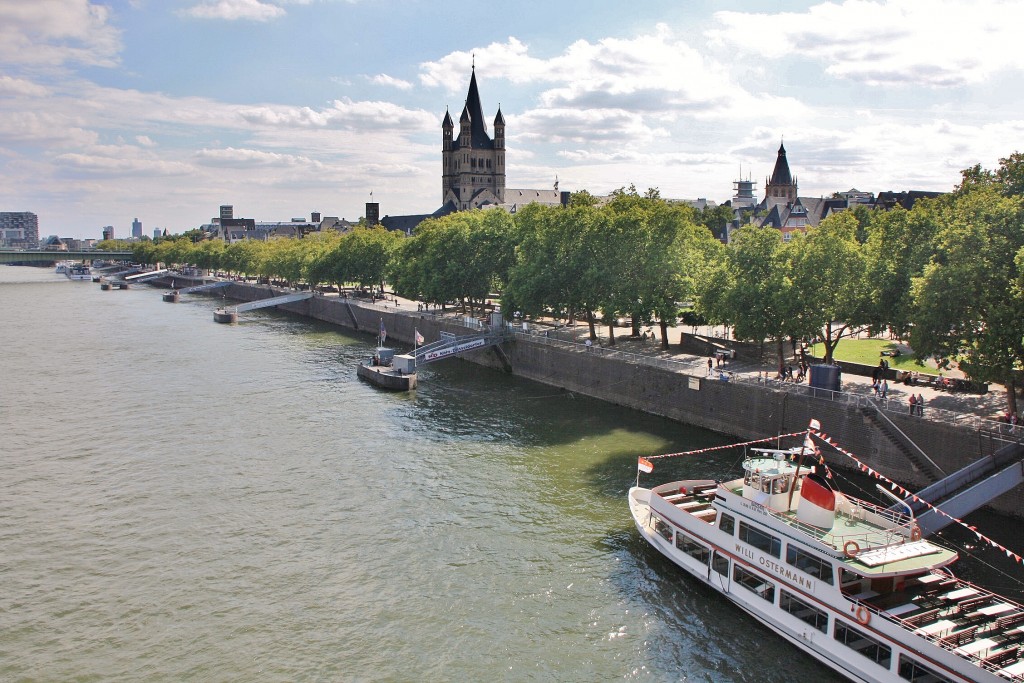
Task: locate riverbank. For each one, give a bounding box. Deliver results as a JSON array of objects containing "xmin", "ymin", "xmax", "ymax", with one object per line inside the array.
[{"xmin": 179, "ymin": 280, "xmax": 1024, "ymax": 518}]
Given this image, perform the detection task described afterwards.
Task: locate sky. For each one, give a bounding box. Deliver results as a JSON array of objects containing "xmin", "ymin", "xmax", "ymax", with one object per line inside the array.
[{"xmin": 3, "ymin": 0, "xmax": 1024, "ymax": 239}]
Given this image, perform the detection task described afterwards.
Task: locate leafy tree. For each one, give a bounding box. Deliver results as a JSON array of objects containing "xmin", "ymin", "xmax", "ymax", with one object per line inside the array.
[
  {"xmin": 695, "ymin": 203, "xmax": 734, "ymax": 240},
  {"xmin": 912, "ymin": 157, "xmax": 1024, "ymax": 413},
  {"xmin": 504, "ymin": 202, "xmax": 616, "ymax": 339},
  {"xmin": 861, "ymin": 206, "xmax": 938, "ymax": 337},
  {"xmin": 698, "ymin": 225, "xmax": 794, "ymax": 367},
  {"xmin": 344, "ymin": 227, "xmax": 401, "ymax": 295},
  {"xmin": 786, "ymin": 212, "xmax": 870, "ymax": 364}
]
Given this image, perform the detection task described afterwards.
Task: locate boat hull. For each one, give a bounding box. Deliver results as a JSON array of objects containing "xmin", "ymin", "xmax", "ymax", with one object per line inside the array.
[
  {"xmin": 628, "ymin": 485, "xmax": 1000, "ymax": 683},
  {"xmin": 357, "ymin": 362, "xmax": 416, "ymax": 391}
]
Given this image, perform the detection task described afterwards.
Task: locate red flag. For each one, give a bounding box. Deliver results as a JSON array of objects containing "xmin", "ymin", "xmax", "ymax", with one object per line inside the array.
[{"xmin": 638, "ymin": 457, "xmax": 654, "ymax": 474}]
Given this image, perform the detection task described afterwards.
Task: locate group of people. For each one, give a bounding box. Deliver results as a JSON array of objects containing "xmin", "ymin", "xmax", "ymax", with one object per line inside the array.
[
  {"xmin": 872, "ymin": 378, "xmax": 889, "ymax": 398},
  {"xmin": 775, "ymin": 361, "xmax": 808, "ymax": 382},
  {"xmin": 908, "ymin": 393, "xmax": 926, "ymax": 416}
]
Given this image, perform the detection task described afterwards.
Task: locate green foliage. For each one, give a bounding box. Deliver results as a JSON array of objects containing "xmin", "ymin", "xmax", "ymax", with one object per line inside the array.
[
  {"xmin": 698, "ymin": 225, "xmax": 792, "ymax": 356},
  {"xmin": 910, "ymin": 167, "xmax": 1024, "ymax": 410}
]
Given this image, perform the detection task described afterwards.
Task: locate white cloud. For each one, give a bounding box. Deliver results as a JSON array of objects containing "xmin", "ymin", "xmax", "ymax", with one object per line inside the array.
[
  {"xmin": 195, "ymin": 147, "xmax": 323, "ymax": 169},
  {"xmin": 0, "ymin": 111, "xmax": 97, "ymax": 147},
  {"xmin": 0, "ymin": 0, "xmax": 121, "ymax": 68},
  {"xmin": 707, "ymin": 0, "xmax": 1024, "ymax": 87},
  {"xmin": 54, "ymin": 152, "xmax": 193, "ymax": 177},
  {"xmin": 182, "ymin": 0, "xmax": 286, "ymax": 22},
  {"xmin": 0, "ymin": 75, "xmax": 51, "ymax": 97},
  {"xmin": 135, "ymin": 135, "xmax": 156, "ymax": 147},
  {"xmin": 369, "ymin": 74, "xmax": 414, "ymax": 90},
  {"xmin": 239, "ymin": 98, "xmax": 436, "ymax": 132}
]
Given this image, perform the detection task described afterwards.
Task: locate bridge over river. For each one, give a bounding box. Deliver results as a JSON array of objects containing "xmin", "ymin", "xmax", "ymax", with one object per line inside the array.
[{"xmin": 0, "ymin": 249, "xmax": 133, "ymax": 264}]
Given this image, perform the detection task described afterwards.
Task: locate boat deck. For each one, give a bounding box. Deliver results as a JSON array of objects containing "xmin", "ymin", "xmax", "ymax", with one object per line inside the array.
[
  {"xmin": 722, "ymin": 483, "xmax": 954, "ymax": 575},
  {"xmin": 863, "ymin": 573, "xmax": 1024, "ymax": 678},
  {"xmin": 650, "ymin": 485, "xmax": 1024, "ymax": 679}
]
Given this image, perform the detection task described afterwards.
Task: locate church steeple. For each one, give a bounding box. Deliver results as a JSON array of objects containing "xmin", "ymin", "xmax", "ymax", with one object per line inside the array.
[
  {"xmin": 769, "ymin": 142, "xmax": 793, "ymax": 186},
  {"xmin": 441, "ymin": 64, "xmax": 505, "ymax": 209},
  {"xmin": 765, "ymin": 140, "xmax": 798, "ymax": 203},
  {"xmin": 463, "ymin": 64, "xmax": 491, "ymax": 148}
]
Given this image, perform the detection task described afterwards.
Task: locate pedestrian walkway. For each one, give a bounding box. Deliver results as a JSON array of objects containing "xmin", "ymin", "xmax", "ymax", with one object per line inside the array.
[{"xmin": 330, "ymin": 287, "xmax": 1012, "ymax": 431}]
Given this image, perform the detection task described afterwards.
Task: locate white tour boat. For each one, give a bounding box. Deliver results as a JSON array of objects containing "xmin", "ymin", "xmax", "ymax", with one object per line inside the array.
[
  {"xmin": 629, "ymin": 420, "xmax": 1024, "ymax": 683},
  {"xmin": 65, "ymin": 263, "xmax": 91, "ymax": 280}
]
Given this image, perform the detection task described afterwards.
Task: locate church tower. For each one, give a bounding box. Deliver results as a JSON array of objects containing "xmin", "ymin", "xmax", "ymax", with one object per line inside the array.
[
  {"xmin": 441, "ymin": 65, "xmax": 505, "ymax": 210},
  {"xmin": 765, "ymin": 141, "xmax": 798, "ymax": 204}
]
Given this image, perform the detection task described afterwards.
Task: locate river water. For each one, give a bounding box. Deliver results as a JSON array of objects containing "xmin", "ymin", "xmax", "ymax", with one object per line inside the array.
[{"xmin": 3, "ymin": 264, "xmax": 1011, "ymax": 682}]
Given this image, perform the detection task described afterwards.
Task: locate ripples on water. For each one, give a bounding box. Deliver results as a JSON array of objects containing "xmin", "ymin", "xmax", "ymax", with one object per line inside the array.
[{"xmin": 0, "ymin": 267, "xmax": 847, "ymax": 681}]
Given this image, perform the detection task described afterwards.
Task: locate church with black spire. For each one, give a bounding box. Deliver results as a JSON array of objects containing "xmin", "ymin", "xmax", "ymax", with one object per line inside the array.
[
  {"xmin": 442, "ymin": 64, "xmax": 507, "ymax": 210},
  {"xmin": 376, "ymin": 64, "xmax": 566, "ymax": 234}
]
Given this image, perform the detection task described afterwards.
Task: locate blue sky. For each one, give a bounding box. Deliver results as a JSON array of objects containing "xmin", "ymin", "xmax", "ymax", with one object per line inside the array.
[{"xmin": 3, "ymin": 0, "xmax": 1023, "ymax": 238}]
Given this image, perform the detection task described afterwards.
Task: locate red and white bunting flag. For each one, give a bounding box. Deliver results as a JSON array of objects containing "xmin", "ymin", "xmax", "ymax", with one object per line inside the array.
[{"xmin": 638, "ymin": 457, "xmax": 654, "ymax": 474}]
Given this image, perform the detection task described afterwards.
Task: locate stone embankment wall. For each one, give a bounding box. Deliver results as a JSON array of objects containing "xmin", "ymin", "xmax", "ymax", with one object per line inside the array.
[{"xmin": 216, "ymin": 283, "xmax": 1022, "ymax": 516}]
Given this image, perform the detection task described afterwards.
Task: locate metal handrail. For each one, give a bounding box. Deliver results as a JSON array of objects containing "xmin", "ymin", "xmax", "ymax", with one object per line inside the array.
[{"xmin": 507, "ymin": 326, "xmax": 1010, "ymax": 434}]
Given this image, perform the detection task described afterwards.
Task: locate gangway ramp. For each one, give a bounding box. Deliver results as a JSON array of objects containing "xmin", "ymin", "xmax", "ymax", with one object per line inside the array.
[
  {"xmin": 124, "ymin": 268, "xmax": 169, "ymax": 281},
  {"xmin": 179, "ymin": 281, "xmax": 231, "ymax": 294},
  {"xmin": 414, "ymin": 331, "xmax": 508, "ymax": 367},
  {"xmin": 214, "ymin": 291, "xmax": 313, "ymax": 323},
  {"xmin": 896, "ymin": 442, "xmax": 1024, "ymax": 536}
]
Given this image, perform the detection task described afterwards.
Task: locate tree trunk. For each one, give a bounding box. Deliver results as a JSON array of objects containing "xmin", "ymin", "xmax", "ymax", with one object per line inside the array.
[
  {"xmin": 1006, "ymin": 378, "xmax": 1018, "ymax": 417},
  {"xmin": 632, "ymin": 317, "xmax": 640, "ymax": 337},
  {"xmin": 659, "ymin": 319, "xmax": 669, "ymax": 349},
  {"xmin": 586, "ymin": 310, "xmax": 597, "ymax": 340},
  {"xmin": 608, "ymin": 323, "xmax": 616, "ymax": 346},
  {"xmin": 776, "ymin": 339, "xmax": 786, "ymax": 376}
]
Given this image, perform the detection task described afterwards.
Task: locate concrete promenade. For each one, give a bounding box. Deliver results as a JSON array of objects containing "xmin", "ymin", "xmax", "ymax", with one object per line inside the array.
[{"xmin": 368, "ymin": 289, "xmax": 1010, "ymax": 430}]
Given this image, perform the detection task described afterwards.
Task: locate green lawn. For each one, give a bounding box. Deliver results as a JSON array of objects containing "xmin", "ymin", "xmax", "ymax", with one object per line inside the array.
[{"xmin": 809, "ymin": 338, "xmax": 938, "ymax": 375}]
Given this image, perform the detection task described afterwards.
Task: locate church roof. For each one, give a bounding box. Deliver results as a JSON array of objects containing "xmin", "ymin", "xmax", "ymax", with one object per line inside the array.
[
  {"xmin": 494, "ymin": 106, "xmax": 505, "ymax": 126},
  {"xmin": 442, "ymin": 108, "xmax": 453, "ymax": 129},
  {"xmin": 769, "ymin": 142, "xmax": 794, "ymax": 186},
  {"xmin": 462, "ymin": 67, "xmax": 493, "ymax": 149}
]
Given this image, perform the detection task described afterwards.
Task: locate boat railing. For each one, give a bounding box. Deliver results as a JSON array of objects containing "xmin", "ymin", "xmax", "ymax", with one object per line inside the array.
[{"xmin": 754, "ymin": 497, "xmax": 914, "ymax": 553}]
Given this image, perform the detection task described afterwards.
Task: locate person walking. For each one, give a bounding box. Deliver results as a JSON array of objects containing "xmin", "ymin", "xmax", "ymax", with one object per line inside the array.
[
  {"xmin": 916, "ymin": 393, "xmax": 925, "ymax": 416},
  {"xmin": 909, "ymin": 394, "xmax": 917, "ymax": 415},
  {"xmin": 880, "ymin": 379, "xmax": 888, "ymax": 399}
]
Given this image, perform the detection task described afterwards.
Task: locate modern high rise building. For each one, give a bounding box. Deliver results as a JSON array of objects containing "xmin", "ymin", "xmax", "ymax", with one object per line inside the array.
[
  {"xmin": 220, "ymin": 205, "xmax": 233, "ymax": 222},
  {"xmin": 102, "ymin": 226, "xmax": 114, "ymax": 241},
  {"xmin": 0, "ymin": 212, "xmax": 39, "ymax": 248},
  {"xmin": 132, "ymin": 217, "xmax": 142, "ymax": 238}
]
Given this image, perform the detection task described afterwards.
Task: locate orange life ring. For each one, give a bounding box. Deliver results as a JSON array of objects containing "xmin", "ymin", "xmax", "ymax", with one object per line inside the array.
[
  {"xmin": 910, "ymin": 527, "xmax": 921, "ymax": 542},
  {"xmin": 843, "ymin": 540, "xmax": 860, "ymax": 558},
  {"xmin": 854, "ymin": 605, "xmax": 871, "ymax": 626}
]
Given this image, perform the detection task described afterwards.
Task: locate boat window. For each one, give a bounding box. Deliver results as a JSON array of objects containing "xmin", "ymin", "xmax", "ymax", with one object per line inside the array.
[
  {"xmin": 780, "ymin": 590, "xmax": 828, "ymax": 633},
  {"xmin": 675, "ymin": 533, "xmax": 710, "ymax": 565},
  {"xmin": 772, "ymin": 477, "xmax": 789, "ymax": 495},
  {"xmin": 897, "ymin": 655, "xmax": 954, "ymax": 683},
  {"xmin": 712, "ymin": 553, "xmax": 729, "ymax": 577},
  {"xmin": 733, "ymin": 565, "xmax": 775, "ymax": 603},
  {"xmin": 739, "ymin": 521, "xmax": 781, "ymax": 558},
  {"xmin": 653, "ymin": 516, "xmax": 673, "ymax": 542},
  {"xmin": 719, "ymin": 513, "xmax": 735, "ymax": 535},
  {"xmin": 786, "ymin": 545, "xmax": 835, "ymax": 585},
  {"xmin": 834, "ymin": 621, "xmax": 891, "ymax": 669}
]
